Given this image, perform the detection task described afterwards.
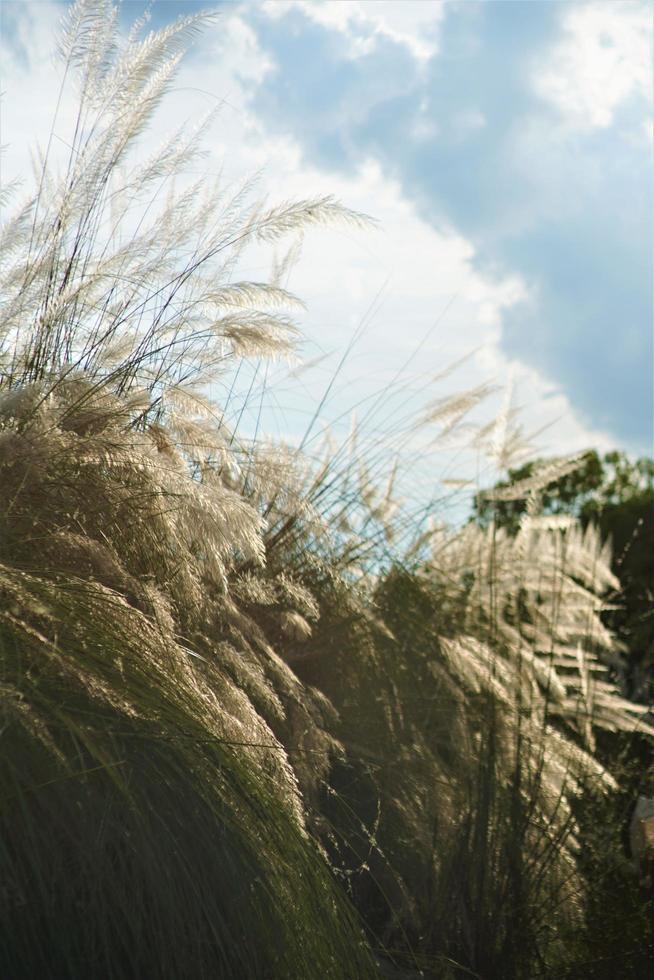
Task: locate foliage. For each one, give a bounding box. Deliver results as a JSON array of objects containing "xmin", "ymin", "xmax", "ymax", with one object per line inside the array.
[
  {"xmin": 474, "ymin": 450, "xmax": 654, "ymax": 532},
  {"xmin": 0, "ymin": 563, "xmax": 374, "ymax": 980},
  {"xmin": 474, "ymin": 450, "xmax": 654, "ymax": 700},
  {"xmin": 561, "ymin": 782, "xmax": 654, "ymax": 980},
  {"xmin": 1, "ymin": 4, "xmax": 652, "ymax": 979}
]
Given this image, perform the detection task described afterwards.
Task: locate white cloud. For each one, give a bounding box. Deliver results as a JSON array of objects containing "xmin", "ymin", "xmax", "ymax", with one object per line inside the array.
[
  {"xmin": 262, "ymin": 0, "xmax": 444, "ymax": 62},
  {"xmin": 227, "ymin": 150, "xmax": 615, "ymax": 467},
  {"xmin": 534, "ymin": 1, "xmax": 652, "ymax": 129},
  {"xmin": 0, "ymin": 2, "xmax": 76, "ymax": 184}
]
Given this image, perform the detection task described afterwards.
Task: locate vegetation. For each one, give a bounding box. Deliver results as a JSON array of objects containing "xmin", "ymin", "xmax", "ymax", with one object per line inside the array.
[
  {"xmin": 475, "ymin": 450, "xmax": 654, "ymax": 700},
  {"xmin": 1, "ymin": 3, "xmax": 652, "ymax": 977}
]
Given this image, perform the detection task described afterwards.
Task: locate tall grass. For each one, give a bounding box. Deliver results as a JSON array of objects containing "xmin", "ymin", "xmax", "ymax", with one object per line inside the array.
[{"xmin": 1, "ymin": 3, "xmax": 651, "ymax": 977}]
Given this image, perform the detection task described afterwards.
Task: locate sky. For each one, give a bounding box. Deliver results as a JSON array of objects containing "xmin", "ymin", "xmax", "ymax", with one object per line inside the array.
[{"xmin": 1, "ymin": 0, "xmax": 652, "ymax": 498}]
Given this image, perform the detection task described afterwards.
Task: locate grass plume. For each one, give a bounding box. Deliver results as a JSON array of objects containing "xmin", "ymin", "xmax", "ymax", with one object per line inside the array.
[{"xmin": 1, "ymin": 3, "xmax": 651, "ymax": 977}]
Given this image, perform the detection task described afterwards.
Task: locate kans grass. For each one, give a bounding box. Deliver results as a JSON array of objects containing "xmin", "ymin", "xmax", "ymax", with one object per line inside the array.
[{"xmin": 1, "ymin": 3, "xmax": 652, "ymax": 977}]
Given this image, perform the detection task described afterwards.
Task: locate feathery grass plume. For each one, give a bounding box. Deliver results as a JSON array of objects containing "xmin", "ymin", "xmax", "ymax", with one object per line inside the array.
[
  {"xmin": 0, "ymin": 2, "xmax": 378, "ymax": 975},
  {"xmin": 1, "ymin": 0, "xmax": 369, "ymax": 397},
  {"xmin": 262, "ymin": 418, "xmax": 651, "ymax": 975},
  {"xmin": 2, "ymin": 1, "xmax": 652, "ymax": 977},
  {"xmin": 0, "ymin": 563, "xmax": 378, "ymax": 979}
]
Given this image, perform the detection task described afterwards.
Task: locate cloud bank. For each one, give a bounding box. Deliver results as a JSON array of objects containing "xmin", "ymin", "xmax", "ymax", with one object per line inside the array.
[{"xmin": 247, "ymin": 0, "xmax": 652, "ymax": 451}]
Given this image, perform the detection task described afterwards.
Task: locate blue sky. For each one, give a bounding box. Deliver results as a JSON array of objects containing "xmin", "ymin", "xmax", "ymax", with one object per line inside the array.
[
  {"xmin": 246, "ymin": 0, "xmax": 653, "ymax": 451},
  {"xmin": 2, "ymin": 0, "xmax": 652, "ymax": 467}
]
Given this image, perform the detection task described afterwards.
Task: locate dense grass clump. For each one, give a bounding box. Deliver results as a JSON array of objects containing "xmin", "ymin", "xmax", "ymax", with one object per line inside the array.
[
  {"xmin": 0, "ymin": 566, "xmax": 375, "ymax": 980},
  {"xmin": 1, "ymin": 3, "xmax": 652, "ymax": 977}
]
